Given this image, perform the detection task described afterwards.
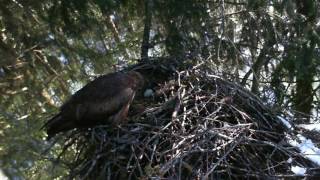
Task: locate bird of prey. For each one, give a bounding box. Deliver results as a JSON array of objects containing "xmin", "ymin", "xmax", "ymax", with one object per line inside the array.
[{"xmin": 42, "ymin": 71, "xmax": 144, "ymax": 139}]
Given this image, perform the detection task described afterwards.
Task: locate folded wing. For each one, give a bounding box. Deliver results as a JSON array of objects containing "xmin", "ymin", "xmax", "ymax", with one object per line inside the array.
[{"xmin": 43, "ymin": 72, "xmax": 141, "ymax": 139}]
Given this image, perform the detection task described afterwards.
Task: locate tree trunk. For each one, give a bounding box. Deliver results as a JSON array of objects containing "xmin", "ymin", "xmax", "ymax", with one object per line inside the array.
[
  {"xmin": 293, "ymin": 0, "xmax": 317, "ymax": 123},
  {"xmin": 140, "ymin": 0, "xmax": 152, "ymax": 61}
]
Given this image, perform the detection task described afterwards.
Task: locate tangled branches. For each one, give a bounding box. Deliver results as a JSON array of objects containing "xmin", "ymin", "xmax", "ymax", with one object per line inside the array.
[{"xmin": 51, "ymin": 65, "xmax": 318, "ymax": 179}]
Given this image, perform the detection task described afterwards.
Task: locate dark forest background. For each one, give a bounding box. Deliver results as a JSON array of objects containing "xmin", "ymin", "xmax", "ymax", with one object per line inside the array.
[{"xmin": 0, "ymin": 0, "xmax": 319, "ymax": 179}]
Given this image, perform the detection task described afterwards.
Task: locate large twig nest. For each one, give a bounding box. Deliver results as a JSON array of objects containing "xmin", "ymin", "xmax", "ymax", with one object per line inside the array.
[{"xmin": 50, "ymin": 64, "xmax": 318, "ymax": 179}]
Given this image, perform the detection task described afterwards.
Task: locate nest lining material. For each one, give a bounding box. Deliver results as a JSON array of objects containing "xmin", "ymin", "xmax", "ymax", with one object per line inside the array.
[{"xmin": 50, "ymin": 66, "xmax": 318, "ymax": 179}]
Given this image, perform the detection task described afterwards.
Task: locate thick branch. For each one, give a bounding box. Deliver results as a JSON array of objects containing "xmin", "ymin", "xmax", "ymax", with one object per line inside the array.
[{"xmin": 140, "ymin": 0, "xmax": 152, "ymax": 61}]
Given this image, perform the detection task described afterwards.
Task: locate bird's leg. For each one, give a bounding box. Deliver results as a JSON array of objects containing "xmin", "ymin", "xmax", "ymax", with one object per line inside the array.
[
  {"xmin": 111, "ymin": 102, "xmax": 131, "ymax": 126},
  {"xmin": 112, "ymin": 93, "xmax": 135, "ymax": 126}
]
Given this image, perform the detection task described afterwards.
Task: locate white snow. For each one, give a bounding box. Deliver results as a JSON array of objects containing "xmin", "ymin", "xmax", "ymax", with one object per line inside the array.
[
  {"xmin": 277, "ymin": 44, "xmax": 284, "ymax": 52},
  {"xmin": 0, "ymin": 169, "xmax": 8, "ymax": 180},
  {"xmin": 241, "ymin": 48, "xmax": 251, "ymax": 59},
  {"xmin": 278, "ymin": 115, "xmax": 320, "ymax": 174},
  {"xmin": 291, "ymin": 166, "xmax": 306, "ymax": 176},
  {"xmin": 298, "ymin": 124, "xmax": 320, "ymax": 131},
  {"xmin": 278, "ymin": 116, "xmax": 293, "ymax": 129},
  {"xmin": 287, "ymin": 134, "xmax": 320, "ymax": 166}
]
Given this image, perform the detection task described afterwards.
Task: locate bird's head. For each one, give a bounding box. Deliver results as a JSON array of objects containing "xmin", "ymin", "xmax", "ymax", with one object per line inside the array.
[{"xmin": 128, "ymin": 71, "xmax": 144, "ymax": 90}]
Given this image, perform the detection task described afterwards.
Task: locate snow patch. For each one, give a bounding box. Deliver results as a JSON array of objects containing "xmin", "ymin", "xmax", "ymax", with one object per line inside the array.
[
  {"xmin": 287, "ymin": 134, "xmax": 320, "ymax": 166},
  {"xmin": 0, "ymin": 169, "xmax": 8, "ymax": 180},
  {"xmin": 278, "ymin": 116, "xmax": 292, "ymax": 129},
  {"xmin": 298, "ymin": 124, "xmax": 320, "ymax": 131},
  {"xmin": 291, "ymin": 166, "xmax": 306, "ymax": 176}
]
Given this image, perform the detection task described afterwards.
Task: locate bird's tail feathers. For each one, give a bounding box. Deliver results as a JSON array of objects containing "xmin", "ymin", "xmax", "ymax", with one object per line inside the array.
[
  {"xmin": 40, "ymin": 113, "xmax": 62, "ymax": 130},
  {"xmin": 42, "ymin": 114, "xmax": 75, "ymax": 140}
]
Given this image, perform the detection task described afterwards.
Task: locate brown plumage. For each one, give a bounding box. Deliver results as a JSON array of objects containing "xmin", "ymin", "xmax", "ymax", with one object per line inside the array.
[{"xmin": 43, "ymin": 71, "xmax": 144, "ymax": 140}]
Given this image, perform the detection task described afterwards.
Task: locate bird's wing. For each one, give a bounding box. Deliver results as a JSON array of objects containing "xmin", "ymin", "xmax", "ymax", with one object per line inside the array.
[
  {"xmin": 86, "ymin": 88, "xmax": 135, "ymax": 117},
  {"xmin": 62, "ymin": 72, "xmax": 132, "ymax": 108},
  {"xmin": 60, "ymin": 72, "xmax": 135, "ymax": 122}
]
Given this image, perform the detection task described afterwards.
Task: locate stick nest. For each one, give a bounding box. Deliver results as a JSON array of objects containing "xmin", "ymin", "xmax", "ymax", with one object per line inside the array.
[{"xmin": 51, "ymin": 64, "xmax": 318, "ymax": 179}]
